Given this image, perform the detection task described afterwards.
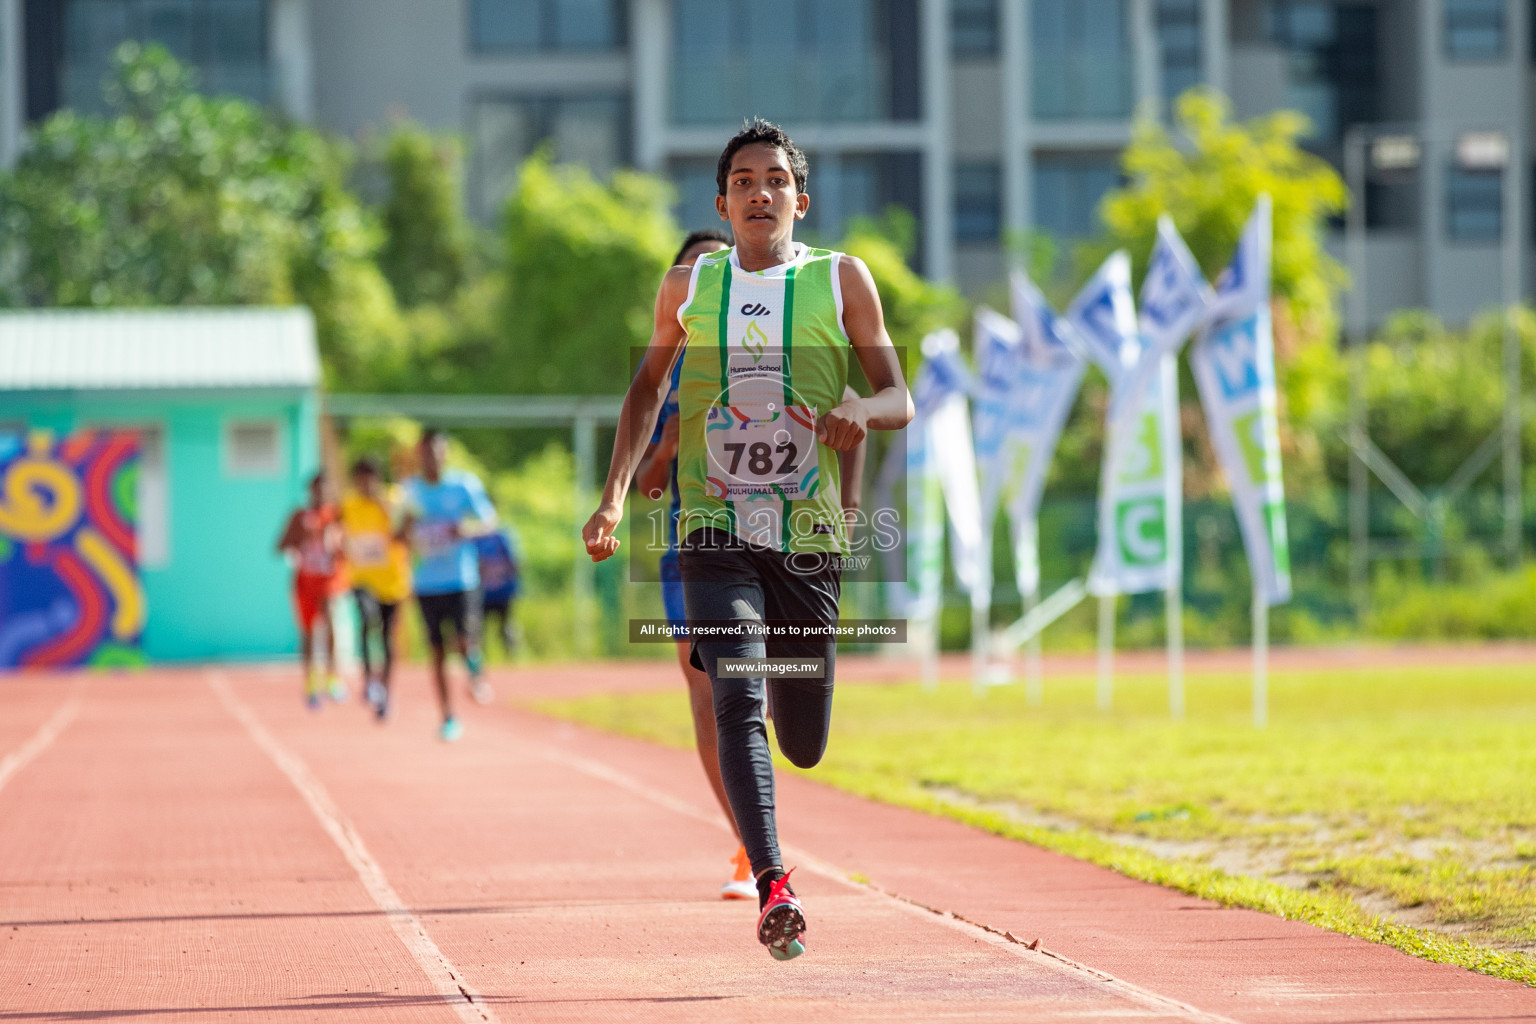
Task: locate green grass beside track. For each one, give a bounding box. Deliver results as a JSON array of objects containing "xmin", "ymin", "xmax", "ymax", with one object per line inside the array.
[{"xmin": 536, "ymin": 663, "xmax": 1536, "ymax": 985}]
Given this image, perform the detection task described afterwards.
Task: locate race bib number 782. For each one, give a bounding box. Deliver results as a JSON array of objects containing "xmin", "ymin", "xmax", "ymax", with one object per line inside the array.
[{"xmin": 704, "ymin": 395, "xmax": 820, "ymax": 501}]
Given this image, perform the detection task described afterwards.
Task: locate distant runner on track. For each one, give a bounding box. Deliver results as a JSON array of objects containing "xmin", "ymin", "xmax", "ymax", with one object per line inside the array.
[
  {"xmin": 341, "ymin": 456, "xmax": 412, "ymax": 720},
  {"xmin": 475, "ymin": 525, "xmax": 523, "ymax": 660},
  {"xmin": 402, "ymin": 429, "xmax": 498, "ymax": 742},
  {"xmin": 584, "ymin": 119, "xmax": 912, "ymax": 960},
  {"xmin": 277, "ymin": 472, "xmax": 347, "ymax": 709}
]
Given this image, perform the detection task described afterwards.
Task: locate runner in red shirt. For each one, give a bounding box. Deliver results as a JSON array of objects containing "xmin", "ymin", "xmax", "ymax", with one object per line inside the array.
[{"xmin": 277, "ymin": 473, "xmax": 347, "ymax": 708}]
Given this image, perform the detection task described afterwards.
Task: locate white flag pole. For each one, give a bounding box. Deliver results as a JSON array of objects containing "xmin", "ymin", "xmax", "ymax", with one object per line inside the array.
[
  {"xmin": 1162, "ymin": 351, "xmax": 1186, "ymax": 721},
  {"xmin": 920, "ymin": 616, "xmax": 940, "ymax": 691},
  {"xmin": 1096, "ymin": 592, "xmax": 1115, "ymax": 711},
  {"xmin": 1253, "ymin": 587, "xmax": 1269, "ymax": 728},
  {"xmin": 971, "ymin": 491, "xmax": 992, "ymax": 697},
  {"xmin": 1167, "ymin": 580, "xmax": 1185, "ymax": 719},
  {"xmin": 1024, "ymin": 587, "xmax": 1044, "ymax": 706},
  {"xmin": 971, "ymin": 600, "xmax": 989, "ymax": 696}
]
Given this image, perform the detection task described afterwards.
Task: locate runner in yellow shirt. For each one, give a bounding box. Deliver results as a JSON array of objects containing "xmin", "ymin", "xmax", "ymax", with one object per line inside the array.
[{"xmin": 341, "ymin": 456, "xmax": 413, "ymax": 719}]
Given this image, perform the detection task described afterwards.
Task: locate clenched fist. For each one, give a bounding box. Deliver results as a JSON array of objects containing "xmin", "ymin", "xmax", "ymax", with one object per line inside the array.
[
  {"xmin": 582, "ymin": 502, "xmax": 622, "ymax": 562},
  {"xmin": 815, "ymin": 398, "xmax": 868, "ymax": 451}
]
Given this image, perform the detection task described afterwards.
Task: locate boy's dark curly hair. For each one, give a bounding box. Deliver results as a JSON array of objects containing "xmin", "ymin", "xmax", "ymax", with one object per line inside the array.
[{"xmin": 715, "ymin": 118, "xmax": 809, "ymax": 196}]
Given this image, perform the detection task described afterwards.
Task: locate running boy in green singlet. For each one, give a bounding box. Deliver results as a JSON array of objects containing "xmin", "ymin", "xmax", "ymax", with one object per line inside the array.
[{"xmin": 583, "ymin": 119, "xmax": 912, "ymax": 960}]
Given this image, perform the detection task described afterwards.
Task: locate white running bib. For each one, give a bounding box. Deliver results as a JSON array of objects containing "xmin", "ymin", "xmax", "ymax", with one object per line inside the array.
[
  {"xmin": 704, "ymin": 369, "xmax": 819, "ymax": 502},
  {"xmin": 347, "ymin": 533, "xmax": 390, "ymax": 568}
]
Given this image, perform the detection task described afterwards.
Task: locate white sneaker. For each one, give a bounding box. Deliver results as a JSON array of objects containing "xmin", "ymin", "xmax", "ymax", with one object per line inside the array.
[
  {"xmin": 721, "ymin": 877, "xmax": 757, "ymax": 900},
  {"xmin": 720, "ymin": 846, "xmax": 755, "ymax": 900},
  {"xmin": 469, "ymin": 676, "xmax": 494, "ymax": 705}
]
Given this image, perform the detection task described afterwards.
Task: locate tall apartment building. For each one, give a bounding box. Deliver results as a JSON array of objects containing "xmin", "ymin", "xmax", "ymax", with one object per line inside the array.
[{"xmin": 0, "ymin": 0, "xmax": 1530, "ymax": 324}]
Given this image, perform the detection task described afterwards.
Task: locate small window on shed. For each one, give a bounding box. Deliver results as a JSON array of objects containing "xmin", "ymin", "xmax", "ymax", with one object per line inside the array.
[{"xmin": 225, "ymin": 419, "xmax": 282, "ymax": 477}]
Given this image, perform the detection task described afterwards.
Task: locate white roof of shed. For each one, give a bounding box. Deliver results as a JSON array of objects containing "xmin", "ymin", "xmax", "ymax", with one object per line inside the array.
[{"xmin": 0, "ymin": 307, "xmax": 320, "ymax": 391}]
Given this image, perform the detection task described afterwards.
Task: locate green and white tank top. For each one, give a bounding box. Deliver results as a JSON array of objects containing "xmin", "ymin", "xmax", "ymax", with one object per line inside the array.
[{"xmin": 675, "ymin": 243, "xmax": 850, "ymax": 554}]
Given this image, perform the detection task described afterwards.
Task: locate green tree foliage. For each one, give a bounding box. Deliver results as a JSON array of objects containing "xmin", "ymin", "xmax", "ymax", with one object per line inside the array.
[
  {"xmin": 1319, "ymin": 308, "xmax": 1536, "ymax": 488},
  {"xmin": 837, "ymin": 210, "xmax": 965, "ymax": 378},
  {"xmin": 500, "ymin": 155, "xmax": 676, "ymax": 394},
  {"xmin": 377, "ymin": 124, "xmax": 470, "ymax": 307},
  {"xmin": 0, "ymin": 43, "xmax": 406, "ymax": 388},
  {"xmin": 1089, "ymin": 89, "xmax": 1348, "ymax": 345}
]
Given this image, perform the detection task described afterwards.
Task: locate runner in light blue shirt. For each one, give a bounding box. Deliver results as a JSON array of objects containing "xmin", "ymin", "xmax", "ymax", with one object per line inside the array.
[{"xmin": 402, "ymin": 428, "xmax": 498, "ymax": 741}]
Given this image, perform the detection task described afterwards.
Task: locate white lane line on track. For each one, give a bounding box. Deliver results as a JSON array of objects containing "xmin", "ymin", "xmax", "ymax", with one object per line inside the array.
[
  {"xmin": 0, "ymin": 696, "xmax": 81, "ymax": 795},
  {"xmin": 539, "ymin": 742, "xmax": 1244, "ymax": 1024},
  {"xmin": 207, "ymin": 673, "xmax": 500, "ymax": 1024}
]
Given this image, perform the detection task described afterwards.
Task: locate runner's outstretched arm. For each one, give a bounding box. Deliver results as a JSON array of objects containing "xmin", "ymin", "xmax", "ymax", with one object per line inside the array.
[
  {"xmin": 455, "ymin": 475, "xmax": 499, "ymax": 538},
  {"xmin": 816, "ymin": 255, "xmax": 914, "ymax": 451},
  {"xmin": 634, "ymin": 414, "xmax": 679, "ymax": 500},
  {"xmin": 275, "ymin": 512, "xmax": 301, "ymax": 555},
  {"xmin": 582, "ymin": 264, "xmax": 693, "ymax": 562}
]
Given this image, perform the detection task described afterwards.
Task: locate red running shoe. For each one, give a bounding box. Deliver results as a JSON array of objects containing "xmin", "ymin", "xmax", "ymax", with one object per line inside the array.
[{"xmin": 756, "ymin": 868, "xmax": 807, "ymax": 961}]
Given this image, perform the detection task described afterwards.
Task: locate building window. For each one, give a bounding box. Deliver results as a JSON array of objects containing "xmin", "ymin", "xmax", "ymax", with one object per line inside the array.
[
  {"xmin": 804, "ymin": 151, "xmax": 922, "ymax": 248},
  {"xmin": 1033, "ymin": 153, "xmax": 1120, "ymax": 239},
  {"xmin": 952, "ymin": 0, "xmax": 999, "ymax": 58},
  {"xmin": 1156, "ymin": 0, "xmax": 1202, "ymax": 108},
  {"xmin": 1265, "ymin": 2, "xmax": 1378, "ymax": 150},
  {"xmin": 671, "ymin": 0, "xmax": 920, "ymax": 125},
  {"xmin": 137, "ymin": 425, "xmax": 170, "ymax": 567},
  {"xmin": 1446, "ymin": 166, "xmax": 1503, "ymax": 241},
  {"xmin": 468, "ymin": 0, "xmax": 624, "ymax": 53},
  {"xmin": 53, "ymin": 0, "xmax": 269, "ymax": 115},
  {"xmin": 224, "ymin": 419, "xmax": 281, "ymax": 477},
  {"xmin": 670, "ymin": 160, "xmax": 726, "ymax": 238},
  {"xmin": 954, "ymin": 162, "xmax": 1001, "ymax": 243},
  {"xmin": 1445, "ymin": 0, "xmax": 1505, "ymax": 58},
  {"xmin": 469, "ymin": 94, "xmax": 628, "ymax": 220},
  {"xmin": 1531, "ymin": 163, "xmax": 1536, "ymax": 242},
  {"xmin": 1031, "ymin": 0, "xmax": 1133, "ymax": 120},
  {"xmin": 1365, "ymin": 179, "xmax": 1420, "ymax": 230}
]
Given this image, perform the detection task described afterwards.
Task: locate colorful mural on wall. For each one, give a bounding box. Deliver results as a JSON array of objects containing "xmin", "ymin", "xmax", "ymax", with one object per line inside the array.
[{"xmin": 0, "ymin": 431, "xmax": 145, "ymax": 668}]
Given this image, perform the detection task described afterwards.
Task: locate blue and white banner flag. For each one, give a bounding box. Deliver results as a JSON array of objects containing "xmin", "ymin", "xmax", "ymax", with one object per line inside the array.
[
  {"xmin": 1189, "ymin": 196, "xmax": 1291, "ymax": 604},
  {"xmin": 1066, "ymin": 251, "xmax": 1182, "ymax": 596},
  {"xmin": 1063, "ymin": 251, "xmax": 1140, "ymax": 382},
  {"xmin": 1112, "ymin": 216, "xmax": 1214, "ymax": 430},
  {"xmin": 966, "ymin": 274, "xmax": 1086, "ymax": 602},
  {"xmin": 971, "ymin": 307, "xmax": 1022, "ymax": 491},
  {"xmin": 888, "ymin": 329, "xmax": 984, "ymax": 619}
]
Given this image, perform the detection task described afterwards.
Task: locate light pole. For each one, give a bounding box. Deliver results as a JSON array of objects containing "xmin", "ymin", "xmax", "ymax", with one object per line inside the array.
[
  {"xmin": 1343, "ymin": 127, "xmax": 1420, "ymax": 618},
  {"xmin": 1500, "ymin": 134, "xmax": 1525, "ymax": 568},
  {"xmin": 1453, "ymin": 129, "xmax": 1523, "ymax": 568},
  {"xmin": 1343, "ymin": 127, "xmax": 1371, "ymax": 619},
  {"xmin": 1345, "ymin": 125, "xmax": 1524, "ymax": 612}
]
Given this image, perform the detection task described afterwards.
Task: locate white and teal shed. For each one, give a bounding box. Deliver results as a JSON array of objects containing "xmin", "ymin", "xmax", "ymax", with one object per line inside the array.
[{"xmin": 0, "ymin": 307, "xmax": 322, "ymax": 662}]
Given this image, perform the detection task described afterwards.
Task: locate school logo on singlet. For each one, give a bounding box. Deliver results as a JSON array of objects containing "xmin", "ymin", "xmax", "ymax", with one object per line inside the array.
[{"xmin": 741, "ymin": 319, "xmax": 768, "ymax": 361}]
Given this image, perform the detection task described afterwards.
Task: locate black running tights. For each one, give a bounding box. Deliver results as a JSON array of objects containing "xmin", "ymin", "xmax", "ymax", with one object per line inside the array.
[
  {"xmin": 679, "ymin": 528, "xmax": 840, "ymax": 878},
  {"xmin": 353, "ymin": 589, "xmax": 399, "ymax": 684}
]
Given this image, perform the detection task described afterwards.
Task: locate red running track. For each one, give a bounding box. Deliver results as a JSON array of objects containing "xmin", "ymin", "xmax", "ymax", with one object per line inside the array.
[{"xmin": 0, "ymin": 665, "xmax": 1533, "ymax": 1023}]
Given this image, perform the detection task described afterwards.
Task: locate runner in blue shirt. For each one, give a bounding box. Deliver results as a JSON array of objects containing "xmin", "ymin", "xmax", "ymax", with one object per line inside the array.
[
  {"xmin": 475, "ymin": 526, "xmax": 522, "ymax": 659},
  {"xmin": 402, "ymin": 428, "xmax": 498, "ymax": 741}
]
